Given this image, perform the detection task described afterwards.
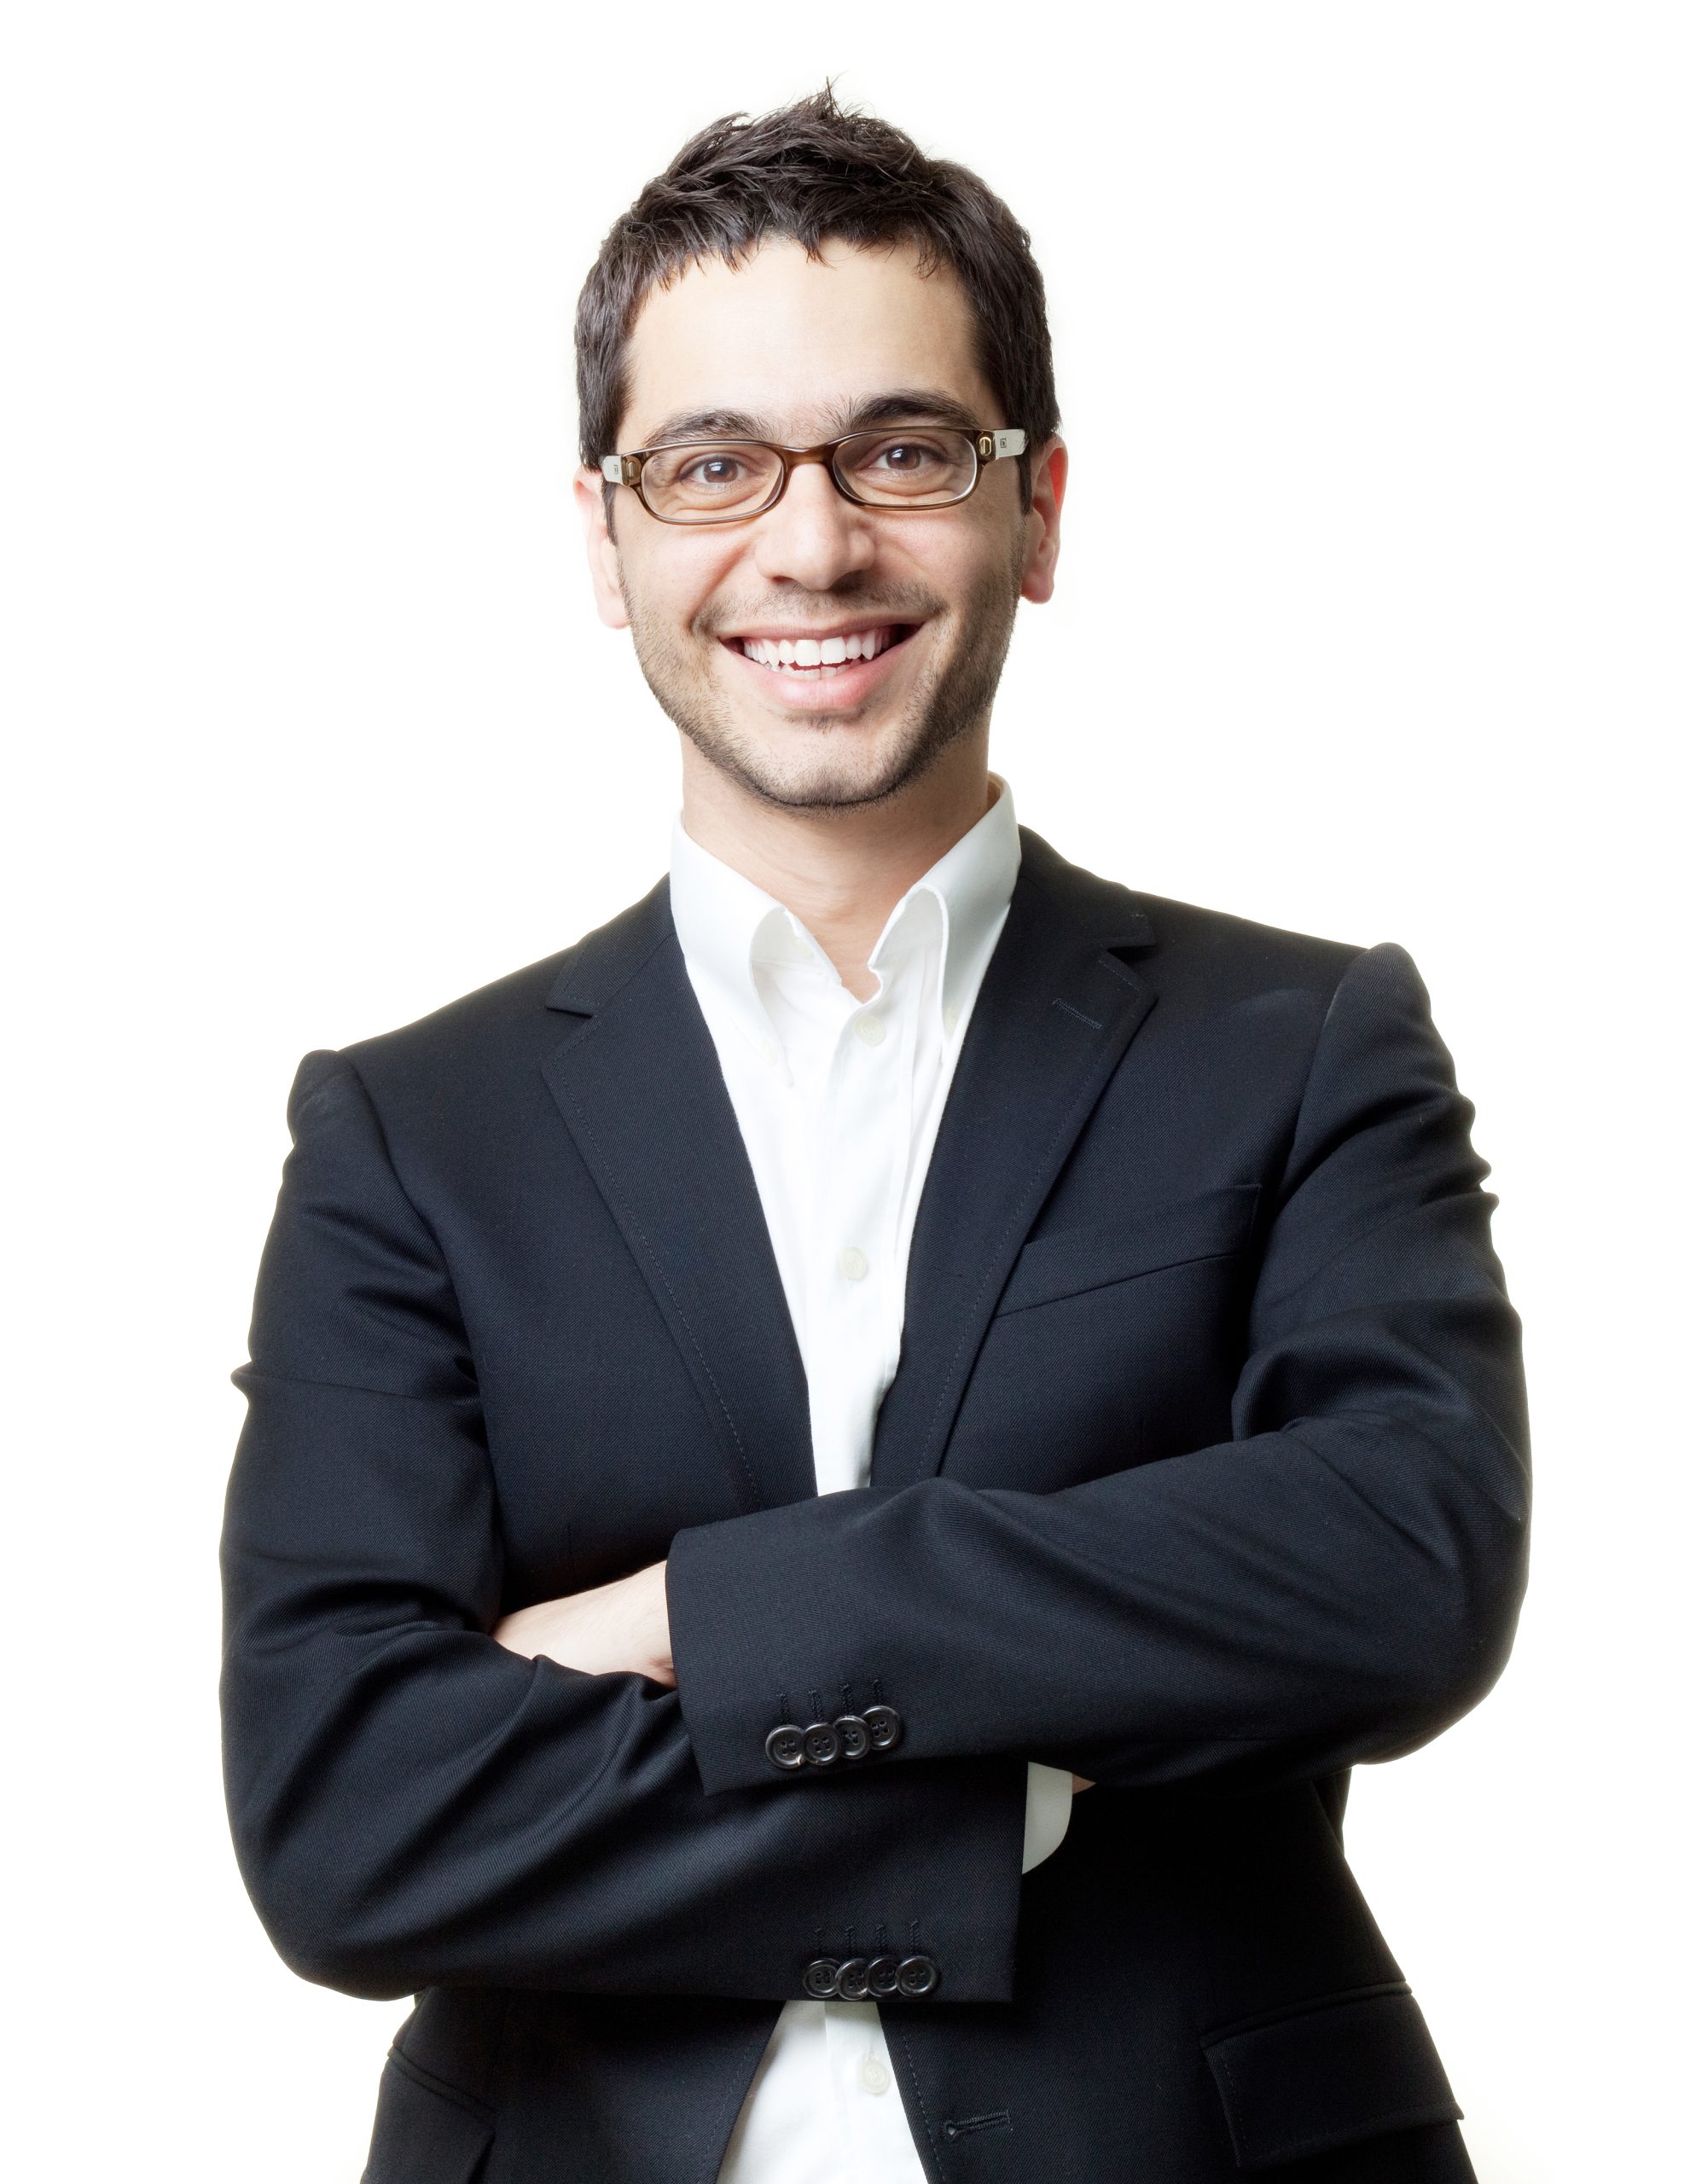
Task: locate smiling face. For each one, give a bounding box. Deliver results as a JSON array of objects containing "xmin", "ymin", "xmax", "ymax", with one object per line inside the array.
[{"xmin": 574, "ymin": 236, "xmax": 1064, "ymax": 816}]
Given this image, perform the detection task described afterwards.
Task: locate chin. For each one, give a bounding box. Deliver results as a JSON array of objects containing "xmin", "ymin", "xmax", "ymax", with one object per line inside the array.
[{"xmin": 740, "ymin": 746, "xmax": 912, "ymax": 811}]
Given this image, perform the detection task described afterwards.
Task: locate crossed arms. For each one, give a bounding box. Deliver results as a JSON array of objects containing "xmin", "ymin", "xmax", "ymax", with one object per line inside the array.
[{"xmin": 219, "ymin": 941, "xmax": 1528, "ymax": 2004}]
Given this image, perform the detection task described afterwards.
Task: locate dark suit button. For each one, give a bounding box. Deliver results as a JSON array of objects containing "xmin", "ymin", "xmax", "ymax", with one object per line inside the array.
[
  {"xmin": 835, "ymin": 1956, "xmax": 871, "ymax": 2000},
  {"xmin": 863, "ymin": 1703, "xmax": 903, "ymax": 1752},
  {"xmin": 801, "ymin": 1721, "xmax": 842, "ymax": 1766},
  {"xmin": 867, "ymin": 1954, "xmax": 902, "ymax": 1998},
  {"xmin": 833, "ymin": 1713, "xmax": 871, "ymax": 1759},
  {"xmin": 765, "ymin": 1724, "xmax": 805, "ymax": 1771},
  {"xmin": 896, "ymin": 1954, "xmax": 940, "ymax": 1997},
  {"xmin": 802, "ymin": 1958, "xmax": 839, "ymax": 1999}
]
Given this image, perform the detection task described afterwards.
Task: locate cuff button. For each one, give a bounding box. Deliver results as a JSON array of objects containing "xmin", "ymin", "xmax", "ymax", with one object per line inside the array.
[
  {"xmin": 801, "ymin": 1958, "xmax": 839, "ymax": 1999},
  {"xmin": 867, "ymin": 1954, "xmax": 902, "ymax": 1998},
  {"xmin": 896, "ymin": 1954, "xmax": 940, "ymax": 1997},
  {"xmin": 863, "ymin": 1703, "xmax": 903, "ymax": 1752},
  {"xmin": 835, "ymin": 1956, "xmax": 871, "ymax": 2000},
  {"xmin": 833, "ymin": 1713, "xmax": 870, "ymax": 1759},
  {"xmin": 801, "ymin": 1721, "xmax": 842, "ymax": 1766},
  {"xmin": 765, "ymin": 1724, "xmax": 806, "ymax": 1771}
]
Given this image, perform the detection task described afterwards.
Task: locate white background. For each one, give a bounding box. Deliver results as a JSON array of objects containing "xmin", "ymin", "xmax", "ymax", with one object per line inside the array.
[{"xmin": 4, "ymin": 5, "xmax": 1684, "ymax": 2178}]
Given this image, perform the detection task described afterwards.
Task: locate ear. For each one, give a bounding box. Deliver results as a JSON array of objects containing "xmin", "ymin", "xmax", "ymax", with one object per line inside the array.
[
  {"xmin": 572, "ymin": 464, "xmax": 630, "ymax": 631},
  {"xmin": 1018, "ymin": 433, "xmax": 1067, "ymax": 607}
]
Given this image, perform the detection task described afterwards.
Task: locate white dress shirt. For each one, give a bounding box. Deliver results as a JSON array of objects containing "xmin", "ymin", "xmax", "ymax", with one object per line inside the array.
[{"xmin": 668, "ymin": 771, "xmax": 1074, "ymax": 2184}]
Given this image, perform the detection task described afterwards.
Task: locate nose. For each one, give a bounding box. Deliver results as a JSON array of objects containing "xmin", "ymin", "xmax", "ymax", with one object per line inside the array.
[{"xmin": 750, "ymin": 458, "xmax": 877, "ymax": 592}]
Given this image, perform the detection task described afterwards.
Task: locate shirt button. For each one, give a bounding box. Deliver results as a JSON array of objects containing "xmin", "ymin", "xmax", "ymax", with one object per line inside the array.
[
  {"xmin": 859, "ymin": 2055, "xmax": 891, "ymax": 2096},
  {"xmin": 838, "ymin": 1246, "xmax": 869, "ymax": 1281},
  {"xmin": 758, "ymin": 1036, "xmax": 779, "ymax": 1065},
  {"xmin": 853, "ymin": 1012, "xmax": 886, "ymax": 1047}
]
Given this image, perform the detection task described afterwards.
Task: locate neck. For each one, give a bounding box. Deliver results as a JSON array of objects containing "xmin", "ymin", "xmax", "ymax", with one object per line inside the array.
[{"xmin": 677, "ymin": 735, "xmax": 997, "ymax": 1002}]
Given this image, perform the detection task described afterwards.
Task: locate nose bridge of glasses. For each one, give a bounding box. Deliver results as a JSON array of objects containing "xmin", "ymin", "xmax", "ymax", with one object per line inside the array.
[
  {"xmin": 786, "ymin": 443, "xmax": 861, "ymax": 512},
  {"xmin": 749, "ymin": 444, "xmax": 859, "ymax": 536}
]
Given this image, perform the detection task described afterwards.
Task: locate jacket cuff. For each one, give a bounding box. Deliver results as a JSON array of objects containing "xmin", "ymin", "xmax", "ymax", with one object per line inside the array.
[{"xmin": 667, "ymin": 1497, "xmax": 882, "ymax": 1797}]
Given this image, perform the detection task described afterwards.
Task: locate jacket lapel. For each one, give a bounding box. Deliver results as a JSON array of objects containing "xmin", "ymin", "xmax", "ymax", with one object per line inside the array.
[
  {"xmin": 537, "ymin": 825, "xmax": 1159, "ymax": 1518},
  {"xmin": 868, "ymin": 827, "xmax": 1158, "ymax": 1494},
  {"xmin": 539, "ymin": 880, "xmax": 816, "ymax": 1517}
]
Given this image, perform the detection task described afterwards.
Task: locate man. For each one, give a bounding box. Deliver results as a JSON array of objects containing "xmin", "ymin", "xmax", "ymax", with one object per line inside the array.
[{"xmin": 221, "ymin": 89, "xmax": 1530, "ymax": 2184}]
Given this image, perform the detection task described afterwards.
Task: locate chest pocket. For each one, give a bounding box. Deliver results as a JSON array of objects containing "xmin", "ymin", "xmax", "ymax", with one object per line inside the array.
[{"xmin": 996, "ymin": 1182, "xmax": 1261, "ymax": 1316}]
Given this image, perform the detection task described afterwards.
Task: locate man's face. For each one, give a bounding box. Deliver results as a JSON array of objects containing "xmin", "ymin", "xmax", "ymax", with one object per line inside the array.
[{"xmin": 575, "ymin": 236, "xmax": 1063, "ymax": 813}]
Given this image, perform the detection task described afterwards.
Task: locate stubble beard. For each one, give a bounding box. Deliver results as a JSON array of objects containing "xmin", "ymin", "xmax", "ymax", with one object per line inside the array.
[{"xmin": 619, "ymin": 537, "xmax": 1027, "ymax": 813}]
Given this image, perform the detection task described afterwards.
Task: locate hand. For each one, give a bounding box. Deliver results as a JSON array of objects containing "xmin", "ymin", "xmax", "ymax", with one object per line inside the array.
[
  {"xmin": 1071, "ymin": 1775, "xmax": 1095, "ymax": 1793},
  {"xmin": 492, "ymin": 1560, "xmax": 676, "ymax": 1687}
]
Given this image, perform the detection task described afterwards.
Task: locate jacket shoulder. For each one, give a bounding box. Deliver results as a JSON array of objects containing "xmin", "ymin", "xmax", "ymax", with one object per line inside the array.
[
  {"xmin": 1129, "ymin": 888, "xmax": 1365, "ymax": 995},
  {"xmin": 334, "ymin": 874, "xmax": 669, "ymax": 1089},
  {"xmin": 1019, "ymin": 826, "xmax": 1367, "ymax": 1000}
]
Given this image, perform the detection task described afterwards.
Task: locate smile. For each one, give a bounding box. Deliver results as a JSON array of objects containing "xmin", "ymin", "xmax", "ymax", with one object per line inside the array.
[{"xmin": 724, "ymin": 623, "xmax": 919, "ymax": 679}]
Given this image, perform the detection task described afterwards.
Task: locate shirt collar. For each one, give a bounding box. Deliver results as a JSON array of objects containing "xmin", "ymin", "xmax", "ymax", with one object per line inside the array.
[{"xmin": 668, "ymin": 773, "xmax": 1021, "ymax": 1071}]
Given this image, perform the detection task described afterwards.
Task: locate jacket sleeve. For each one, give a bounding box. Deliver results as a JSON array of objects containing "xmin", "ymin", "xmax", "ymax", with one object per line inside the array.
[
  {"xmin": 219, "ymin": 1049, "xmax": 1029, "ymax": 2005},
  {"xmin": 665, "ymin": 941, "xmax": 1531, "ymax": 1799}
]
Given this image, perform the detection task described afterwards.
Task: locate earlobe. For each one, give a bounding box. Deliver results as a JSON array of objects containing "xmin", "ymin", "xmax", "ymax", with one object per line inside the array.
[{"xmin": 572, "ymin": 465, "xmax": 630, "ymax": 632}]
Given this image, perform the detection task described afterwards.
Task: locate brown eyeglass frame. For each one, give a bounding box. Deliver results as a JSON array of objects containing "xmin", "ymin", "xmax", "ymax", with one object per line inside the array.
[{"xmin": 599, "ymin": 425, "xmax": 1028, "ymax": 526}]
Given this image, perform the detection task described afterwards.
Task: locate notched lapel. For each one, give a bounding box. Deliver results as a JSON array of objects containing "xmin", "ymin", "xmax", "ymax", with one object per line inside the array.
[
  {"xmin": 539, "ymin": 881, "xmax": 815, "ymax": 1517},
  {"xmin": 870, "ymin": 828, "xmax": 1159, "ymax": 1496}
]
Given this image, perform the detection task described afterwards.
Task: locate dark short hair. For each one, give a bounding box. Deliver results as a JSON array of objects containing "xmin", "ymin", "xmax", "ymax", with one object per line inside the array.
[{"xmin": 574, "ymin": 84, "xmax": 1059, "ymax": 531}]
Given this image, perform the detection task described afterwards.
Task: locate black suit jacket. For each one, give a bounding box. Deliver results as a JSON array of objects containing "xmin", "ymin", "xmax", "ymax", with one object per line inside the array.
[{"xmin": 220, "ymin": 825, "xmax": 1530, "ymax": 2183}]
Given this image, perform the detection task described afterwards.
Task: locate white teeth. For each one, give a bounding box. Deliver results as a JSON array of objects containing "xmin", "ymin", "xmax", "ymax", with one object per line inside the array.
[{"xmin": 739, "ymin": 626, "xmax": 901, "ymax": 672}]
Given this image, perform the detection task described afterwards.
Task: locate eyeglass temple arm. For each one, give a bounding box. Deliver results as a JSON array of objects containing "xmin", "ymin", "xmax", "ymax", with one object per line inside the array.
[{"xmin": 599, "ymin": 429, "xmax": 1027, "ymax": 485}]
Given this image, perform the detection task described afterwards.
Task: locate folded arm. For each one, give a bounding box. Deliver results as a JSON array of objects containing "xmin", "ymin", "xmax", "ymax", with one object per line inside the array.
[
  {"xmin": 665, "ymin": 942, "xmax": 1531, "ymax": 1800},
  {"xmin": 489, "ymin": 1561, "xmax": 1088, "ymax": 1840},
  {"xmin": 220, "ymin": 1052, "xmax": 1029, "ymax": 2005}
]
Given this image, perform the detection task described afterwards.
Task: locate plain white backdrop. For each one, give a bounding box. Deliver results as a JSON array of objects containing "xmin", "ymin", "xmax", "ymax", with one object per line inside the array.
[{"xmin": 5, "ymin": 5, "xmax": 1685, "ymax": 2177}]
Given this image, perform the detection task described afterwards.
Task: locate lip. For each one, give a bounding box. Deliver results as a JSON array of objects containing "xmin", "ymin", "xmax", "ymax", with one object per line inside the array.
[
  {"xmin": 721, "ymin": 619, "xmax": 915, "ymax": 646},
  {"xmin": 717, "ymin": 622, "xmax": 923, "ymax": 713}
]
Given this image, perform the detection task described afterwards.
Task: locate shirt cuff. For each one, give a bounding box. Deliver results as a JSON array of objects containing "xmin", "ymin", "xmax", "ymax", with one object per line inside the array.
[{"xmin": 1021, "ymin": 1761, "xmax": 1075, "ymax": 1873}]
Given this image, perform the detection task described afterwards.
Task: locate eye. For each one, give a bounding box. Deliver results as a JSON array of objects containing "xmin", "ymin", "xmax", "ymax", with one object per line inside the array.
[
  {"xmin": 677, "ymin": 454, "xmax": 748, "ymax": 489},
  {"xmin": 839, "ymin": 428, "xmax": 973, "ymax": 504},
  {"xmin": 868, "ymin": 439, "xmax": 943, "ymax": 473}
]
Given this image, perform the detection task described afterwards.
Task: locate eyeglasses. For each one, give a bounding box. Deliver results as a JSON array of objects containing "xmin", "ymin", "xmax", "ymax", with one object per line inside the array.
[{"xmin": 600, "ymin": 423, "xmax": 1027, "ymax": 526}]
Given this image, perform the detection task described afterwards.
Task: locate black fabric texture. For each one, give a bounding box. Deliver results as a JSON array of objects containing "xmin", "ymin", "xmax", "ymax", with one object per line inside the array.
[
  {"xmin": 1202, "ymin": 1983, "xmax": 1461, "ymax": 2168},
  {"xmin": 221, "ymin": 825, "xmax": 1526, "ymax": 2182}
]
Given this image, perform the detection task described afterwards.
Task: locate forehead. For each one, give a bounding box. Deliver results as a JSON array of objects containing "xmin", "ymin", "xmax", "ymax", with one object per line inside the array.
[{"xmin": 619, "ymin": 235, "xmax": 995, "ymax": 445}]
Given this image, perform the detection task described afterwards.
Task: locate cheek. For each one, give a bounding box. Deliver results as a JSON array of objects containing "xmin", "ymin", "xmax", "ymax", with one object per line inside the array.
[
  {"xmin": 920, "ymin": 508, "xmax": 1021, "ymax": 601},
  {"xmin": 627, "ymin": 543, "xmax": 751, "ymax": 648}
]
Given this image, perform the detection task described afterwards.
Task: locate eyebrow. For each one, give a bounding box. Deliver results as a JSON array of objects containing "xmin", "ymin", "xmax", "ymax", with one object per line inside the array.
[{"xmin": 632, "ymin": 387, "xmax": 987, "ymax": 450}]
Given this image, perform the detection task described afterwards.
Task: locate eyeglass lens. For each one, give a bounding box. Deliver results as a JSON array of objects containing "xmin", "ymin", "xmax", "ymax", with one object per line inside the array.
[{"xmin": 638, "ymin": 428, "xmax": 979, "ymax": 520}]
